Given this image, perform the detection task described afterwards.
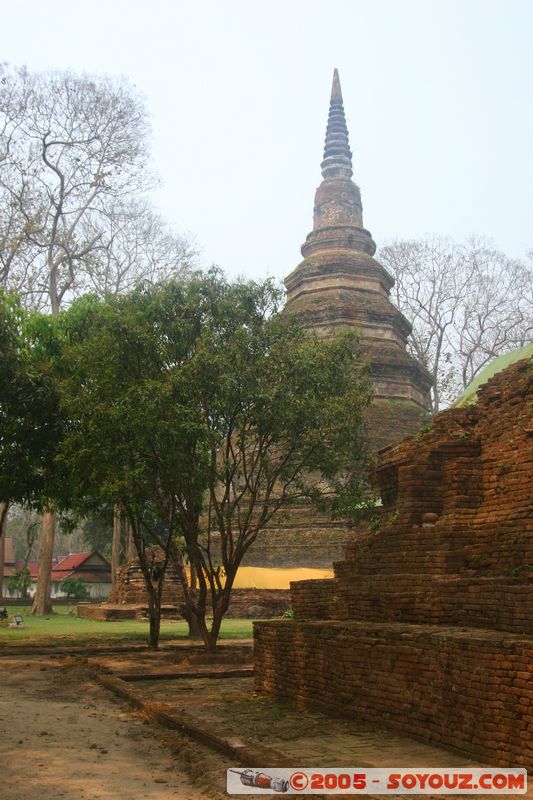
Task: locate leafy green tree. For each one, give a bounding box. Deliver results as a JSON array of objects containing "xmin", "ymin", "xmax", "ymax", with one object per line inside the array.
[
  {"xmin": 0, "ymin": 65, "xmax": 158, "ymax": 615},
  {"xmin": 7, "ymin": 567, "xmax": 31, "ymax": 598},
  {"xmin": 58, "ymin": 576, "xmax": 90, "ymax": 600},
  {"xmin": 0, "ymin": 292, "xmax": 61, "ymax": 515},
  {"xmin": 0, "ymin": 291, "xmax": 63, "ymax": 609},
  {"xmin": 55, "ymin": 272, "xmax": 373, "ymax": 650}
]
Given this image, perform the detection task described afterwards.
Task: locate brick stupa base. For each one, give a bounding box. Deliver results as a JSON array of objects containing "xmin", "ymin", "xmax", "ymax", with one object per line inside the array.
[
  {"xmin": 254, "ymin": 359, "xmax": 533, "ymax": 768},
  {"xmin": 78, "ymin": 550, "xmax": 182, "ymax": 620},
  {"xmin": 78, "ymin": 548, "xmax": 290, "ymax": 621}
]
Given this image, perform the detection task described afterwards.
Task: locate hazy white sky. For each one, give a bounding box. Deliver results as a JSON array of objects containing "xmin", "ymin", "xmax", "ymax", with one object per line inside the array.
[{"xmin": 2, "ymin": 0, "xmax": 532, "ymax": 280}]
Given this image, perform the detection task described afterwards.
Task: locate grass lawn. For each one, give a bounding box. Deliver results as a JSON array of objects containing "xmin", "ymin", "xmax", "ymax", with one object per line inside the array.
[{"xmin": 0, "ymin": 605, "xmax": 253, "ymax": 646}]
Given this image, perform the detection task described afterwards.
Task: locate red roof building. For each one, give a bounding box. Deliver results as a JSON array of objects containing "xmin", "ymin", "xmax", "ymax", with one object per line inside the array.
[
  {"xmin": 3, "ymin": 548, "xmax": 111, "ymax": 599},
  {"xmin": 50, "ymin": 551, "xmax": 111, "ymax": 587}
]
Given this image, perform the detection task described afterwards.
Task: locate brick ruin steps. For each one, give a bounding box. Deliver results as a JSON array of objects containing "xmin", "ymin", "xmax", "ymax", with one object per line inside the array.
[
  {"xmin": 77, "ymin": 603, "xmax": 180, "ymax": 621},
  {"xmin": 254, "ymin": 620, "xmax": 533, "ymax": 767},
  {"xmin": 254, "ymin": 359, "xmax": 533, "ymax": 768},
  {"xmin": 107, "ymin": 550, "xmax": 183, "ymax": 606}
]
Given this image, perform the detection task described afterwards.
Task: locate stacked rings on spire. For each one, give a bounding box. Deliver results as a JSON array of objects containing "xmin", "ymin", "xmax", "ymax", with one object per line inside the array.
[{"xmin": 321, "ymin": 69, "xmax": 353, "ymax": 179}]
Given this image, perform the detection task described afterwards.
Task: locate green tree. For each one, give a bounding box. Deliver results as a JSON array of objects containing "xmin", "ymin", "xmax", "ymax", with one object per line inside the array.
[
  {"xmin": 0, "ymin": 292, "xmax": 61, "ymax": 515},
  {"xmin": 0, "ymin": 64, "xmax": 156, "ymax": 615},
  {"xmin": 7, "ymin": 566, "xmax": 31, "ymax": 598},
  {"xmin": 0, "ymin": 291, "xmax": 63, "ymax": 607},
  {"xmin": 58, "ymin": 576, "xmax": 90, "ymax": 600},
  {"xmin": 81, "ymin": 513, "xmax": 113, "ymax": 558},
  {"xmin": 55, "ymin": 272, "xmax": 373, "ymax": 650}
]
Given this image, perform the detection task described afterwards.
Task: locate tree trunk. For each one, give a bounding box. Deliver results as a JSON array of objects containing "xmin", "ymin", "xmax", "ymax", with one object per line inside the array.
[
  {"xmin": 0, "ymin": 501, "xmax": 8, "ymax": 599},
  {"xmin": 180, "ymin": 599, "xmax": 204, "ymax": 639},
  {"xmin": 207, "ymin": 607, "xmax": 225, "ymax": 653},
  {"xmin": 148, "ymin": 591, "xmax": 161, "ymax": 650},
  {"xmin": 188, "ymin": 615, "xmax": 203, "ymax": 639},
  {"xmin": 0, "ymin": 506, "xmax": 6, "ymax": 601},
  {"xmin": 205, "ymin": 582, "xmax": 235, "ymax": 652},
  {"xmin": 31, "ymin": 511, "xmax": 55, "ymax": 615},
  {"xmin": 111, "ymin": 504, "xmax": 121, "ymax": 588},
  {"xmin": 125, "ymin": 522, "xmax": 136, "ymax": 563}
]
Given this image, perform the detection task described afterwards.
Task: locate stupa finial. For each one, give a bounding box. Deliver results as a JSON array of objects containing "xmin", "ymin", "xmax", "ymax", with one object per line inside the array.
[
  {"xmin": 321, "ymin": 68, "xmax": 353, "ymax": 179},
  {"xmin": 330, "ymin": 67, "xmax": 343, "ymax": 104}
]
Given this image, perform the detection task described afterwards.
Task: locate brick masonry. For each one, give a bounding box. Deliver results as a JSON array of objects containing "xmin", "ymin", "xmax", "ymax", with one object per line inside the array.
[
  {"xmin": 224, "ymin": 588, "xmax": 290, "ymax": 619},
  {"xmin": 255, "ymin": 359, "xmax": 533, "ymax": 767}
]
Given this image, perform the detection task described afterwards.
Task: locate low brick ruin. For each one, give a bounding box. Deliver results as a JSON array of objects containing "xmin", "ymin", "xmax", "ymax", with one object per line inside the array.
[
  {"xmin": 107, "ymin": 555, "xmax": 182, "ymax": 607},
  {"xmin": 255, "ymin": 359, "xmax": 533, "ymax": 768},
  {"xmin": 222, "ymin": 588, "xmax": 289, "ymax": 619},
  {"xmin": 78, "ymin": 546, "xmax": 291, "ymax": 620}
]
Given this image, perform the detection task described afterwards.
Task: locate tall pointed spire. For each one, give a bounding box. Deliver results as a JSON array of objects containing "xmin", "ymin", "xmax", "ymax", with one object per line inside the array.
[
  {"xmin": 301, "ymin": 67, "xmax": 371, "ymax": 252},
  {"xmin": 330, "ymin": 67, "xmax": 343, "ymax": 104},
  {"xmin": 284, "ymin": 69, "xmax": 432, "ymax": 452},
  {"xmin": 321, "ymin": 68, "xmax": 353, "ymax": 179}
]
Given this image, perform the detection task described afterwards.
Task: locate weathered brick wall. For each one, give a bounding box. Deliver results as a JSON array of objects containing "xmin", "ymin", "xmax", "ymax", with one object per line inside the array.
[
  {"xmin": 239, "ymin": 510, "xmax": 352, "ymax": 569},
  {"xmin": 255, "ymin": 619, "xmax": 533, "ymax": 768},
  {"xmin": 108, "ymin": 559, "xmax": 183, "ymax": 606},
  {"xmin": 291, "ymin": 574, "xmax": 533, "ymax": 633},
  {"xmin": 224, "ymin": 588, "xmax": 290, "ymax": 618},
  {"xmin": 290, "ymin": 579, "xmax": 342, "ymax": 620},
  {"xmin": 255, "ymin": 359, "xmax": 533, "ymax": 767},
  {"xmin": 292, "ymin": 360, "xmax": 533, "ymax": 634},
  {"xmin": 354, "ymin": 575, "xmax": 533, "ymax": 633}
]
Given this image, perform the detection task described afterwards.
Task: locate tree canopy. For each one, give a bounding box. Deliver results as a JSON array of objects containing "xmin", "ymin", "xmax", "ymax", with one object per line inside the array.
[
  {"xmin": 0, "ymin": 64, "xmax": 196, "ymax": 613},
  {"xmin": 52, "ymin": 272, "xmax": 373, "ymax": 648},
  {"xmin": 0, "ymin": 291, "xmax": 60, "ymax": 519},
  {"xmin": 0, "ymin": 65, "xmax": 186, "ymax": 312}
]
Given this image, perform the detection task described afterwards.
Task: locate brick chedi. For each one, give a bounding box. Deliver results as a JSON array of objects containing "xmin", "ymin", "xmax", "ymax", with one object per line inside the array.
[
  {"xmin": 244, "ymin": 70, "xmax": 433, "ymax": 572},
  {"xmin": 284, "ymin": 69, "xmax": 432, "ymax": 451},
  {"xmin": 107, "ymin": 550, "xmax": 183, "ymax": 607},
  {"xmin": 78, "ymin": 547, "xmax": 184, "ymax": 621},
  {"xmin": 255, "ymin": 359, "xmax": 533, "ymax": 767}
]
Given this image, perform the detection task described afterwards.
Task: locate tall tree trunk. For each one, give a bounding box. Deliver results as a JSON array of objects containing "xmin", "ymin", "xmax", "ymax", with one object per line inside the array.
[
  {"xmin": 125, "ymin": 522, "xmax": 136, "ymax": 563},
  {"xmin": 0, "ymin": 502, "xmax": 8, "ymax": 531},
  {"xmin": 147, "ymin": 587, "xmax": 161, "ymax": 650},
  {"xmin": 0, "ymin": 504, "xmax": 6, "ymax": 601},
  {"xmin": 30, "ymin": 268, "xmax": 62, "ymax": 611},
  {"xmin": 31, "ymin": 511, "xmax": 55, "ymax": 615},
  {"xmin": 167, "ymin": 541, "xmax": 202, "ymax": 638},
  {"xmin": 111, "ymin": 504, "xmax": 121, "ymax": 588}
]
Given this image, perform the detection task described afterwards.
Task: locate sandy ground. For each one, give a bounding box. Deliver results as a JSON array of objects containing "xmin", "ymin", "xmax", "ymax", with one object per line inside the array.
[
  {"xmin": 0, "ymin": 655, "xmax": 213, "ymax": 800},
  {"xmin": 1, "ymin": 649, "xmax": 529, "ymax": 800}
]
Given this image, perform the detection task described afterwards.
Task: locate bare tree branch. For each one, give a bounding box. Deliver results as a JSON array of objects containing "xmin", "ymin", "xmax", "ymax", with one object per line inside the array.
[{"xmin": 380, "ymin": 236, "xmax": 533, "ymax": 410}]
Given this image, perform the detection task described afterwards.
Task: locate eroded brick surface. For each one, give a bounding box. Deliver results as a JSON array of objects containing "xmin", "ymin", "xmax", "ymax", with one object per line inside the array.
[{"xmin": 255, "ymin": 360, "xmax": 533, "ymax": 767}]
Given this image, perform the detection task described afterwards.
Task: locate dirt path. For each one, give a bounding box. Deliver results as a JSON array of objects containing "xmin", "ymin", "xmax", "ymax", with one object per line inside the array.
[{"xmin": 0, "ymin": 655, "xmax": 213, "ymax": 800}]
